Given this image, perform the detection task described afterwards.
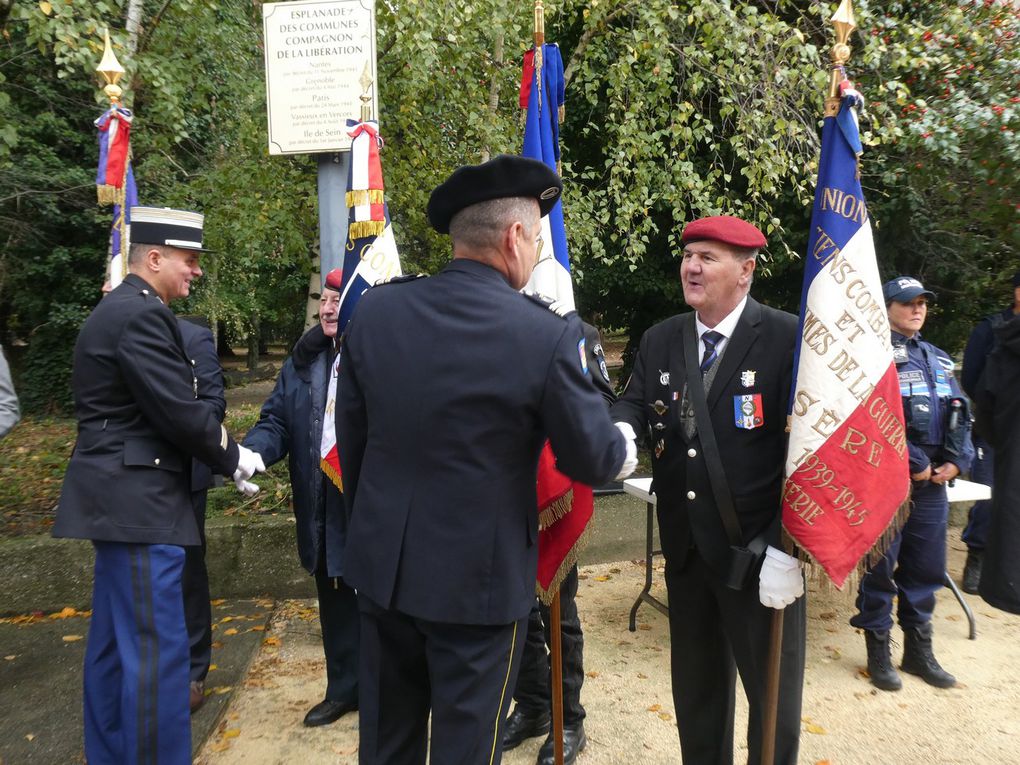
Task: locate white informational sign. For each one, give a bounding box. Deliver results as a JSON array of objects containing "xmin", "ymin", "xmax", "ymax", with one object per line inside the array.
[{"xmin": 262, "ymin": 0, "xmax": 378, "ymax": 155}]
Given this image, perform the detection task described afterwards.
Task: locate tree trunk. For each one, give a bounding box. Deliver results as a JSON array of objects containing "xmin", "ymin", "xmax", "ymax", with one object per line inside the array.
[
  {"xmin": 305, "ymin": 250, "xmax": 321, "ymax": 331},
  {"xmin": 125, "ymin": 0, "xmax": 144, "ymax": 54},
  {"xmin": 247, "ymin": 312, "xmax": 260, "ymax": 371},
  {"xmin": 480, "ymin": 31, "xmax": 505, "ymax": 163}
]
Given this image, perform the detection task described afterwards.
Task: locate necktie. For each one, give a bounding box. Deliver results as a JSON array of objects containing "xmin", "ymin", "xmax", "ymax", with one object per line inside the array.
[{"xmin": 700, "ymin": 330, "xmax": 723, "ymax": 375}]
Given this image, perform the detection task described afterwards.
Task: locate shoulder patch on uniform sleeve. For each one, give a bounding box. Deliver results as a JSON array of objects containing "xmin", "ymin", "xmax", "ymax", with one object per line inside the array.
[
  {"xmin": 523, "ymin": 291, "xmax": 575, "ymax": 319},
  {"xmin": 937, "ymin": 353, "xmax": 955, "ymax": 372}
]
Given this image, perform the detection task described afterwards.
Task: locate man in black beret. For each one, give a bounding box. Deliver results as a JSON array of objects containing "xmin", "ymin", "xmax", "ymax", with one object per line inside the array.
[{"xmin": 337, "ymin": 155, "xmax": 636, "ymax": 764}]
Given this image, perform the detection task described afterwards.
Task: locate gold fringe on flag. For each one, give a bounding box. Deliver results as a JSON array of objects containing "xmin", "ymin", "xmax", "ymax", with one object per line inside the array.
[
  {"xmin": 348, "ymin": 220, "xmax": 385, "ymax": 240},
  {"xmin": 320, "ymin": 457, "xmax": 344, "ymax": 493},
  {"xmin": 537, "ymin": 489, "xmax": 573, "ymax": 530},
  {"xmin": 345, "ymin": 189, "xmax": 386, "ymax": 207},
  {"xmin": 787, "ymin": 491, "xmax": 912, "ymax": 592},
  {"xmin": 535, "ymin": 519, "xmax": 594, "ymax": 606},
  {"xmin": 97, "ymin": 184, "xmax": 118, "ymax": 205}
]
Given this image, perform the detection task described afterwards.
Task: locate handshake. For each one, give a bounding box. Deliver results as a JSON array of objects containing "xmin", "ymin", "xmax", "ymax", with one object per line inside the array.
[{"xmin": 231, "ymin": 445, "xmax": 266, "ymax": 498}]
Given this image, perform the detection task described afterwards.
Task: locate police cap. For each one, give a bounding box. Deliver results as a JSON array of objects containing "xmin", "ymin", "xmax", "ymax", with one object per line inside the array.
[
  {"xmin": 427, "ymin": 155, "xmax": 562, "ymax": 234},
  {"xmin": 680, "ymin": 215, "xmax": 767, "ymax": 250},
  {"xmin": 883, "ymin": 276, "xmax": 936, "ymax": 304}
]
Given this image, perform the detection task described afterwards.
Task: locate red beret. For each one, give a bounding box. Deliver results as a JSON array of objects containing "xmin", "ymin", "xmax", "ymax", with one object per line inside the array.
[
  {"xmin": 323, "ymin": 268, "xmax": 343, "ymax": 292},
  {"xmin": 680, "ymin": 215, "xmax": 766, "ymax": 250}
]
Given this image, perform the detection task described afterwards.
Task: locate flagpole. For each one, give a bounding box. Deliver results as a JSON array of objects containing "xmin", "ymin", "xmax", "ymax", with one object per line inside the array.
[
  {"xmin": 95, "ymin": 30, "xmax": 130, "ymax": 282},
  {"xmin": 531, "ymin": 3, "xmax": 566, "ymax": 758},
  {"xmin": 761, "ymin": 5, "xmax": 856, "ymax": 764}
]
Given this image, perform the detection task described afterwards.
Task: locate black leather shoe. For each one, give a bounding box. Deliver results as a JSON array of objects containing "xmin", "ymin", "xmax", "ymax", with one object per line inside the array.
[
  {"xmin": 303, "ymin": 698, "xmax": 358, "ymax": 727},
  {"xmin": 189, "ymin": 681, "xmax": 205, "ymax": 713},
  {"xmin": 537, "ymin": 723, "xmax": 587, "ymax": 765},
  {"xmin": 502, "ymin": 706, "xmax": 551, "ymax": 751},
  {"xmin": 962, "ymin": 550, "xmax": 983, "ymax": 595}
]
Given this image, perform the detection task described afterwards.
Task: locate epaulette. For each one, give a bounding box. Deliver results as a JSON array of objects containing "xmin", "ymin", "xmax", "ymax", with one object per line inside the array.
[
  {"xmin": 376, "ymin": 273, "xmax": 427, "ymax": 287},
  {"xmin": 523, "ymin": 291, "xmax": 575, "ymax": 319}
]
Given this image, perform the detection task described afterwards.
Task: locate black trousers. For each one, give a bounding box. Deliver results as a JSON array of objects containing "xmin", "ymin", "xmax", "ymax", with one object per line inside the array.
[
  {"xmin": 182, "ymin": 489, "xmax": 211, "ymax": 683},
  {"xmin": 664, "ymin": 548, "xmax": 805, "ymax": 765},
  {"xmin": 357, "ymin": 594, "xmax": 527, "ymax": 765},
  {"xmin": 512, "ymin": 565, "xmax": 585, "ymax": 725},
  {"xmin": 313, "ymin": 548, "xmax": 360, "ymax": 705}
]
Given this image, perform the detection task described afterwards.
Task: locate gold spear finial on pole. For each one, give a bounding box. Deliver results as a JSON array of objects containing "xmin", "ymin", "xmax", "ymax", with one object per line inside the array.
[
  {"xmin": 534, "ymin": 0, "xmax": 545, "ymax": 48},
  {"xmin": 825, "ymin": 0, "xmax": 856, "ymax": 117},
  {"xmin": 96, "ymin": 29, "xmax": 126, "ymax": 106},
  {"xmin": 359, "ymin": 62, "xmax": 374, "ymax": 122}
]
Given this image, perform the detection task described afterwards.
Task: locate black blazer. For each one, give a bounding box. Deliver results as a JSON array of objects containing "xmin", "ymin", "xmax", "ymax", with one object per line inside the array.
[
  {"xmin": 337, "ymin": 259, "xmax": 626, "ymax": 625},
  {"xmin": 54, "ymin": 274, "xmax": 239, "ymax": 545},
  {"xmin": 612, "ymin": 296, "xmax": 797, "ymax": 577}
]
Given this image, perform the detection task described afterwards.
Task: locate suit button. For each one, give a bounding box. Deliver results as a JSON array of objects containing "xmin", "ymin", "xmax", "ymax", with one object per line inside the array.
[
  {"xmin": 154, "ymin": 458, "xmax": 160, "ymax": 465},
  {"xmin": 687, "ymin": 448, "xmax": 697, "ymax": 457},
  {"xmin": 687, "ymin": 490, "xmax": 696, "ymax": 500}
]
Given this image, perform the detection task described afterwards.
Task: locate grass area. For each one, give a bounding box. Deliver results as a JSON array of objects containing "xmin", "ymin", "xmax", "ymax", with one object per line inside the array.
[{"xmin": 0, "ymin": 403, "xmax": 298, "ymax": 539}]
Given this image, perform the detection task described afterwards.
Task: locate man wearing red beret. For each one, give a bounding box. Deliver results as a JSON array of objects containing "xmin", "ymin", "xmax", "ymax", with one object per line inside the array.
[{"xmin": 612, "ymin": 215, "xmax": 806, "ymax": 764}]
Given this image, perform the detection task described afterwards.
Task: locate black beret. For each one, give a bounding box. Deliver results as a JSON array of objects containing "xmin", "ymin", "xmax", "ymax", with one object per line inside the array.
[{"xmin": 426, "ymin": 155, "xmax": 562, "ymax": 234}]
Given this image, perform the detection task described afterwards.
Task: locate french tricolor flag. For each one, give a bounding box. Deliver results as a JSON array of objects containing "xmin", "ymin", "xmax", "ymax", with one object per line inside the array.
[
  {"xmin": 520, "ymin": 43, "xmax": 573, "ymax": 311},
  {"xmin": 782, "ymin": 79, "xmax": 910, "ymax": 588}
]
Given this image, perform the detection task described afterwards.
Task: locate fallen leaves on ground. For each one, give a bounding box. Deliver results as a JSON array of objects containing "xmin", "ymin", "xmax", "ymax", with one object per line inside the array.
[
  {"xmin": 223, "ymin": 628, "xmax": 239, "ymax": 636},
  {"xmin": 25, "ymin": 733, "xmax": 35, "ymax": 741},
  {"xmin": 263, "ymin": 636, "xmax": 281, "ymax": 647},
  {"xmin": 586, "ymin": 670, "xmax": 599, "ymax": 678},
  {"xmin": 647, "ymin": 704, "xmax": 661, "ymax": 712},
  {"xmin": 802, "ymin": 716, "xmax": 827, "ymax": 735},
  {"xmin": 594, "ymin": 575, "xmax": 611, "ymax": 582},
  {"xmin": 62, "ymin": 634, "xmax": 83, "ymax": 642},
  {"xmin": 222, "ymin": 729, "xmax": 241, "ymax": 739}
]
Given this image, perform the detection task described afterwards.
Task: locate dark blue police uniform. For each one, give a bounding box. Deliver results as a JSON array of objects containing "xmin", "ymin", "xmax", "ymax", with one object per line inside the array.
[
  {"xmin": 338, "ymin": 260, "xmax": 627, "ymax": 765},
  {"xmin": 851, "ymin": 331, "xmax": 974, "ymax": 632}
]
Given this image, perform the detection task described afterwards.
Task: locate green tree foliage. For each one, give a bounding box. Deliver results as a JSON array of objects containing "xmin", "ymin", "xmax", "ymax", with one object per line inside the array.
[{"xmin": 2, "ymin": 0, "xmax": 1016, "ymax": 411}]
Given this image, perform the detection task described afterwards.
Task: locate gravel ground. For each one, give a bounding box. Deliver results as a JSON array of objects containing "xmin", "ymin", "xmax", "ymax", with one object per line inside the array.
[{"xmin": 195, "ymin": 539, "xmax": 1019, "ymax": 765}]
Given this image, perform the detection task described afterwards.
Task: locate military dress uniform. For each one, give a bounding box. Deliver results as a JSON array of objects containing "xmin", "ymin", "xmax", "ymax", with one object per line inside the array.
[
  {"xmin": 611, "ymin": 295, "xmax": 805, "ymax": 765},
  {"xmin": 851, "ymin": 330, "xmax": 974, "ymax": 635},
  {"xmin": 54, "ymin": 267, "xmax": 241, "ymax": 763}
]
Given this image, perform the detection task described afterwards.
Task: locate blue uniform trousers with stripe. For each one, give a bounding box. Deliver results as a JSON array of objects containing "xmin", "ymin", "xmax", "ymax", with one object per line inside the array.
[
  {"xmin": 84, "ymin": 541, "xmax": 191, "ymax": 765},
  {"xmin": 357, "ymin": 594, "xmax": 527, "ymax": 765},
  {"xmin": 851, "ymin": 480, "xmax": 949, "ymax": 632}
]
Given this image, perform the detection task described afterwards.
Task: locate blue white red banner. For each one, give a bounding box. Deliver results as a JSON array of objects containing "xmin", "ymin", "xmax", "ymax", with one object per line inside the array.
[
  {"xmin": 520, "ymin": 43, "xmax": 573, "ymax": 311},
  {"xmin": 321, "ymin": 118, "xmax": 401, "ymax": 491},
  {"xmin": 782, "ymin": 81, "xmax": 909, "ymax": 588}
]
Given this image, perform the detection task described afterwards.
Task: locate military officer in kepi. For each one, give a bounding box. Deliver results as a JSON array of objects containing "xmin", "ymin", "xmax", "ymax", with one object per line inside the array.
[
  {"xmin": 336, "ymin": 155, "xmax": 636, "ymax": 765},
  {"xmin": 53, "ymin": 207, "xmax": 265, "ymax": 765},
  {"xmin": 851, "ymin": 276, "xmax": 974, "ymax": 692}
]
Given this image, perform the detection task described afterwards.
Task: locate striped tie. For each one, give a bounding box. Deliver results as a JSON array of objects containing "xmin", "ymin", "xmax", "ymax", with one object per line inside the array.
[{"xmin": 700, "ymin": 330, "xmax": 723, "ymax": 375}]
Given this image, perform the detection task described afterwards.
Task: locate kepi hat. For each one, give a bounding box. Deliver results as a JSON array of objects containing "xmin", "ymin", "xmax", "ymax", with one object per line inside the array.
[{"xmin": 130, "ymin": 207, "xmax": 211, "ymax": 252}]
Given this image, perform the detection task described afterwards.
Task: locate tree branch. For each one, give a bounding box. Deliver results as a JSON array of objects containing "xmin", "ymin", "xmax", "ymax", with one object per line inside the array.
[{"xmin": 563, "ymin": 3, "xmax": 636, "ymax": 88}]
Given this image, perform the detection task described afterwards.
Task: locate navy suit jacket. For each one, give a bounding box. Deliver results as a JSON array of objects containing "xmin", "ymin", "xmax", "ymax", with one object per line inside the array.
[
  {"xmin": 54, "ymin": 274, "xmax": 239, "ymax": 545},
  {"xmin": 337, "ymin": 259, "xmax": 626, "ymax": 625}
]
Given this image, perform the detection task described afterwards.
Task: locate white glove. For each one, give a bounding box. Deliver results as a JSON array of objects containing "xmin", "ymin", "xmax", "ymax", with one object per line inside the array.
[
  {"xmin": 234, "ymin": 478, "xmax": 260, "ymax": 498},
  {"xmin": 232, "ymin": 445, "xmax": 265, "ymax": 483},
  {"xmin": 758, "ymin": 546, "xmax": 804, "ymax": 609},
  {"xmin": 613, "ymin": 421, "xmax": 638, "ymax": 481}
]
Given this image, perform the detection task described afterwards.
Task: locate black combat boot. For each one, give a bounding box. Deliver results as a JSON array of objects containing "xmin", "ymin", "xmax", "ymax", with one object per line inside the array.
[
  {"xmin": 962, "ymin": 550, "xmax": 983, "ymax": 595},
  {"xmin": 901, "ymin": 623, "xmax": 956, "ymax": 688},
  {"xmin": 864, "ymin": 630, "xmax": 902, "ymax": 691}
]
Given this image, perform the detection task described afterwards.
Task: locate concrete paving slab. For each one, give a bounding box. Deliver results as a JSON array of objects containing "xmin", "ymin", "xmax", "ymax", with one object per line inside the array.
[{"xmin": 0, "ymin": 599, "xmax": 269, "ymax": 765}]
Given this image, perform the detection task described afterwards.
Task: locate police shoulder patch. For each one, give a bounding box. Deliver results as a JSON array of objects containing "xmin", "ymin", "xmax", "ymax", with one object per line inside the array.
[{"xmin": 523, "ymin": 291, "xmax": 575, "ymax": 319}]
